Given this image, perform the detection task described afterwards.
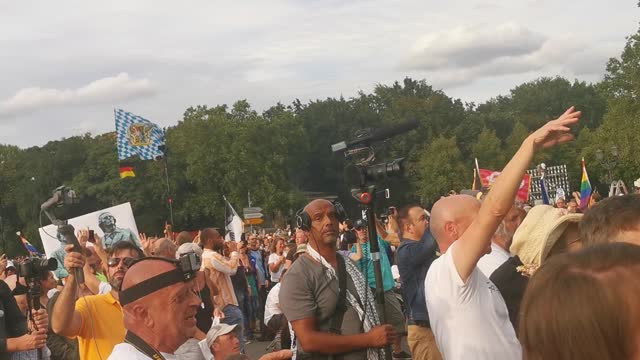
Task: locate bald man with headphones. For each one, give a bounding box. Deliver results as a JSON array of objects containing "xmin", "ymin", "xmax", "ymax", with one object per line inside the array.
[{"xmin": 279, "ymin": 199, "xmax": 395, "ymax": 360}]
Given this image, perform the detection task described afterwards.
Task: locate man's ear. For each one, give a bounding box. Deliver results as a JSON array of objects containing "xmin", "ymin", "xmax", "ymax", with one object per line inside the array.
[{"xmin": 444, "ymin": 221, "xmax": 457, "ymax": 239}]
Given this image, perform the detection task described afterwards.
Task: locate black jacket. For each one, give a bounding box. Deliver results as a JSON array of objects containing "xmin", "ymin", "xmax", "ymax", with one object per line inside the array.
[{"xmin": 0, "ymin": 280, "xmax": 28, "ymax": 359}]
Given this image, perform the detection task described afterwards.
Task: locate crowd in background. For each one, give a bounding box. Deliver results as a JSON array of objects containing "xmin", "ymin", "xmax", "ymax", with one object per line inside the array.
[{"xmin": 2, "ymin": 106, "xmax": 640, "ymax": 359}]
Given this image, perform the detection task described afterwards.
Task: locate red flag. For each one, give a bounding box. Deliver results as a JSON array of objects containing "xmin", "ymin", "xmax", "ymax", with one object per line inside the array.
[{"xmin": 479, "ymin": 169, "xmax": 531, "ymax": 203}]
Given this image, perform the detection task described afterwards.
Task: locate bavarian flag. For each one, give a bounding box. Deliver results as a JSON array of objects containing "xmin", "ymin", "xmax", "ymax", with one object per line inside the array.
[
  {"xmin": 119, "ymin": 164, "xmax": 135, "ymax": 179},
  {"xmin": 114, "ymin": 108, "xmax": 165, "ymax": 161}
]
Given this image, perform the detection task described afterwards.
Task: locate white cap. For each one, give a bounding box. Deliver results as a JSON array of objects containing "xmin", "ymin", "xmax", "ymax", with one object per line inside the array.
[{"xmin": 6, "ymin": 260, "xmax": 15, "ymax": 269}]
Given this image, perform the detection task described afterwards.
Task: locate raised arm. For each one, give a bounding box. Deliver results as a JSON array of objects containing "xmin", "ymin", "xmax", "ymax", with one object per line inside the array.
[
  {"xmin": 453, "ymin": 107, "xmax": 581, "ymax": 282},
  {"xmin": 208, "ymin": 252, "xmax": 239, "ymax": 275},
  {"xmin": 349, "ymin": 241, "xmax": 363, "ymax": 262},
  {"xmin": 51, "ymin": 245, "xmax": 85, "ymax": 337}
]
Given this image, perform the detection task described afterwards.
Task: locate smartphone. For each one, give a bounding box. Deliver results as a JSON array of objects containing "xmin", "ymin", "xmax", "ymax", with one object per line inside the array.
[{"xmin": 88, "ymin": 230, "xmax": 95, "ymax": 243}]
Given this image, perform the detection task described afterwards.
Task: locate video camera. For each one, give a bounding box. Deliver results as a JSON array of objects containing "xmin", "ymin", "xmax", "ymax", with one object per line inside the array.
[
  {"xmin": 16, "ymin": 257, "xmax": 57, "ymax": 281},
  {"xmin": 332, "ymin": 119, "xmax": 417, "ymax": 187}
]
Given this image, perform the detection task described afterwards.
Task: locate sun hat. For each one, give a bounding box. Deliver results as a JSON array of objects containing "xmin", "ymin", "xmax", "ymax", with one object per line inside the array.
[{"xmin": 509, "ymin": 205, "xmax": 582, "ymax": 272}]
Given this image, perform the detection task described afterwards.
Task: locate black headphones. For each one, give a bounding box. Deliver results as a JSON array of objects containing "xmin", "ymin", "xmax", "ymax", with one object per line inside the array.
[{"xmin": 296, "ymin": 200, "xmax": 347, "ymax": 231}]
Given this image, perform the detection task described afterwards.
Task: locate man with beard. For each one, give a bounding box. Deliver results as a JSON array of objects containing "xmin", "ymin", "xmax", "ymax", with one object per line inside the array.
[
  {"xmin": 98, "ymin": 212, "xmax": 141, "ymax": 249},
  {"xmin": 476, "ymin": 205, "xmax": 525, "ymax": 278},
  {"xmin": 200, "ymin": 228, "xmax": 246, "ymax": 353},
  {"xmin": 52, "ymin": 241, "xmax": 144, "ymax": 360}
]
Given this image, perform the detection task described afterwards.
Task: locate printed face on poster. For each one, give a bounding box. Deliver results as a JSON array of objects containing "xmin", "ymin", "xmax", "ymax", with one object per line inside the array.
[{"xmin": 39, "ymin": 202, "xmax": 140, "ymax": 279}]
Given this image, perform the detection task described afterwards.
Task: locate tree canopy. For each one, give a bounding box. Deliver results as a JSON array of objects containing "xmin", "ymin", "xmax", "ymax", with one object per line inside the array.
[{"xmin": 2, "ymin": 24, "xmax": 640, "ymax": 257}]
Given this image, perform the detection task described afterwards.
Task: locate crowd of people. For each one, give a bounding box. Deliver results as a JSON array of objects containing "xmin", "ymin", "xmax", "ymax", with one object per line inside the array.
[{"xmin": 1, "ymin": 106, "xmax": 640, "ymax": 359}]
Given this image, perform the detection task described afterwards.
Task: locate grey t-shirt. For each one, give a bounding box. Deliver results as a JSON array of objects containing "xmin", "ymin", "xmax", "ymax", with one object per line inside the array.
[{"xmin": 280, "ymin": 254, "xmax": 367, "ymax": 360}]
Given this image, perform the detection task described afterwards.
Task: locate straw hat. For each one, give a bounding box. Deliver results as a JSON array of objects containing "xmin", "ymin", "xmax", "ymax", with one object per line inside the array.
[{"xmin": 509, "ymin": 205, "xmax": 582, "ymax": 269}]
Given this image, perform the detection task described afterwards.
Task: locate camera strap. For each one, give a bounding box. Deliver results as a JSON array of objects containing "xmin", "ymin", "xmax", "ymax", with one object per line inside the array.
[
  {"xmin": 329, "ymin": 254, "xmax": 348, "ymax": 335},
  {"xmin": 125, "ymin": 331, "xmax": 167, "ymax": 360}
]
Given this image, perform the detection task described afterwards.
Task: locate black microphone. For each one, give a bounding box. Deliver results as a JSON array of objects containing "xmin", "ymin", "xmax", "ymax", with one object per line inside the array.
[{"xmin": 331, "ymin": 118, "xmax": 419, "ymax": 152}]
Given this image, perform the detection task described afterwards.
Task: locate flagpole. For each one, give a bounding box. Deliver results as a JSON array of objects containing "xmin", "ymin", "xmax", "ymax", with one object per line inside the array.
[
  {"xmin": 223, "ymin": 195, "xmax": 228, "ymax": 235},
  {"xmin": 248, "ymin": 191, "xmax": 253, "ymax": 233},
  {"xmin": 163, "ymin": 153, "xmax": 174, "ymax": 227}
]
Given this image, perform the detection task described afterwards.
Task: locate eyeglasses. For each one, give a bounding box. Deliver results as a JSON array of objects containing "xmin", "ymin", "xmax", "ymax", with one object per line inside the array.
[{"xmin": 107, "ymin": 257, "xmax": 136, "ymax": 268}]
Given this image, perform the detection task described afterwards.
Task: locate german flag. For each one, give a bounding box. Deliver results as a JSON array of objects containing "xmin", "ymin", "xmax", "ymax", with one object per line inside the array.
[{"xmin": 119, "ymin": 166, "xmax": 135, "ymax": 178}]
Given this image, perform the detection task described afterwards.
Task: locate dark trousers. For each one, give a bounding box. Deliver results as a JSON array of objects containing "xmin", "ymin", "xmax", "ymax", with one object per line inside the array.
[{"xmin": 267, "ymin": 313, "xmax": 291, "ymax": 349}]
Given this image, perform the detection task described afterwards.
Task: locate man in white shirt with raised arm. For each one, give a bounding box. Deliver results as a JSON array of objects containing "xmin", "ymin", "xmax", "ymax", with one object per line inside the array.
[{"xmin": 425, "ymin": 107, "xmax": 581, "ymax": 360}]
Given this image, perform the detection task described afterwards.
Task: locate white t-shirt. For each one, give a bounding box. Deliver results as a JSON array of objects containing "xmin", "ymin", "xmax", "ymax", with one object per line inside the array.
[
  {"xmin": 264, "ymin": 282, "xmax": 283, "ymax": 325},
  {"xmin": 98, "ymin": 281, "xmax": 112, "ymax": 295},
  {"xmin": 268, "ymin": 253, "xmax": 285, "ymax": 282},
  {"xmin": 425, "ymin": 242, "xmax": 522, "ymax": 360},
  {"xmin": 108, "ymin": 343, "xmax": 178, "ymax": 360},
  {"xmin": 477, "ymin": 243, "xmax": 511, "ymax": 278}
]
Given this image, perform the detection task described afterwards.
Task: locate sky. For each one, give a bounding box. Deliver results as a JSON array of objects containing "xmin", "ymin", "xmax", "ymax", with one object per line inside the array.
[{"xmin": 0, "ymin": 0, "xmax": 637, "ymax": 147}]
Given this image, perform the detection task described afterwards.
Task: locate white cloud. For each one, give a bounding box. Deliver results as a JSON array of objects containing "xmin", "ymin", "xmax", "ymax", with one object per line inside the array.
[
  {"xmin": 403, "ymin": 23, "xmax": 617, "ymax": 88},
  {"xmin": 0, "ymin": 73, "xmax": 155, "ymax": 117},
  {"xmin": 405, "ymin": 23, "xmax": 547, "ymax": 70}
]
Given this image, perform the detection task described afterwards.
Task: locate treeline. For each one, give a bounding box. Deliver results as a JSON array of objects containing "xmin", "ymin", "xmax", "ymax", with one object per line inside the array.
[{"xmin": 1, "ymin": 28, "xmax": 640, "ymax": 257}]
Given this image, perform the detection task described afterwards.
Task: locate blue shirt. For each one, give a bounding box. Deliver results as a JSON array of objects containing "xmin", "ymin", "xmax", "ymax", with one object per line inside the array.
[
  {"xmin": 350, "ymin": 236, "xmax": 395, "ymax": 292},
  {"xmin": 249, "ymin": 249, "xmax": 267, "ymax": 285},
  {"xmin": 397, "ymin": 229, "xmax": 439, "ymax": 323}
]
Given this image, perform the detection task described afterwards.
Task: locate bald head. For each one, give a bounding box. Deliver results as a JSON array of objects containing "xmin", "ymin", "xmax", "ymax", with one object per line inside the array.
[
  {"xmin": 303, "ymin": 199, "xmax": 333, "ymax": 214},
  {"xmin": 302, "ymin": 199, "xmax": 339, "ymax": 247},
  {"xmin": 121, "ymin": 258, "xmax": 202, "ymax": 353},
  {"xmin": 201, "ymin": 228, "xmax": 223, "ymax": 250},
  {"xmin": 153, "ymin": 238, "xmax": 177, "ymax": 258},
  {"xmin": 176, "ymin": 231, "xmax": 193, "ymax": 246},
  {"xmin": 122, "ymin": 259, "xmax": 176, "ymax": 306},
  {"xmin": 431, "ymin": 195, "xmax": 480, "ymax": 252}
]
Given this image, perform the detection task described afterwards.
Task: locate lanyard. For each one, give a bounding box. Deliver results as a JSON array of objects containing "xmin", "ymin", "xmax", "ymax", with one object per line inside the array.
[{"xmin": 125, "ymin": 331, "xmax": 167, "ymax": 360}]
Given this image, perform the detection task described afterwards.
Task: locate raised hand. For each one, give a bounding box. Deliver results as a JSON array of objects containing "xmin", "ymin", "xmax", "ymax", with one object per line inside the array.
[
  {"xmin": 77, "ymin": 229, "xmax": 89, "ymax": 248},
  {"xmin": 139, "ymin": 233, "xmax": 154, "ymax": 256},
  {"xmin": 0, "ymin": 254, "xmax": 6, "ymax": 275},
  {"xmin": 63, "ymin": 244, "xmax": 86, "ymax": 272},
  {"xmin": 528, "ymin": 106, "xmax": 581, "ymax": 150}
]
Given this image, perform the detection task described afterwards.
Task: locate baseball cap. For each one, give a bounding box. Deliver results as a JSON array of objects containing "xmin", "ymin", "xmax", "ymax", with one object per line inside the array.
[
  {"xmin": 6, "ymin": 260, "xmax": 15, "ymax": 269},
  {"xmin": 205, "ymin": 324, "xmax": 239, "ymax": 347}
]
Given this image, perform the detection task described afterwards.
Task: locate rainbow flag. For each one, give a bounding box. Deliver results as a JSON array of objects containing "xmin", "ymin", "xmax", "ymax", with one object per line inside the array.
[
  {"xmin": 579, "ymin": 158, "xmax": 593, "ymax": 210},
  {"xmin": 18, "ymin": 232, "xmax": 44, "ymax": 256}
]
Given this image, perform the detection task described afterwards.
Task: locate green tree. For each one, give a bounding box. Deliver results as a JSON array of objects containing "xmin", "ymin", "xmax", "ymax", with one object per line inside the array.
[
  {"xmin": 472, "ymin": 128, "xmax": 505, "ymax": 170},
  {"xmin": 412, "ymin": 136, "xmax": 468, "ymax": 204}
]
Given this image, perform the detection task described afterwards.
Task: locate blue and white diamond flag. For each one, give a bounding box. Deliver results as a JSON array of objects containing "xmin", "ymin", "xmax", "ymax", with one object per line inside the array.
[{"xmin": 115, "ymin": 108, "xmax": 165, "ymax": 161}]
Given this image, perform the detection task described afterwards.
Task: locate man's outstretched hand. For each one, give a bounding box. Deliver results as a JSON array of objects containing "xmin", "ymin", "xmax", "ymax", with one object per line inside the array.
[{"xmin": 528, "ymin": 106, "xmax": 581, "ymax": 150}]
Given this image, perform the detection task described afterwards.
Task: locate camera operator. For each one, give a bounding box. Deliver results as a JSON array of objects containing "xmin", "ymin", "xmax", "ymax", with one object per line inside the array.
[
  {"xmin": 280, "ymin": 199, "xmax": 395, "ymax": 360},
  {"xmin": 51, "ymin": 240, "xmax": 143, "ymax": 360},
  {"xmin": 0, "ymin": 269, "xmax": 48, "ymax": 359}
]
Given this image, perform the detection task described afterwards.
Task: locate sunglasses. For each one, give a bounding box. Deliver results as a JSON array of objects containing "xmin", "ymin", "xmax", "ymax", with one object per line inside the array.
[{"xmin": 107, "ymin": 257, "xmax": 136, "ymax": 268}]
